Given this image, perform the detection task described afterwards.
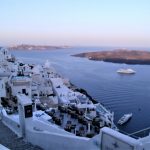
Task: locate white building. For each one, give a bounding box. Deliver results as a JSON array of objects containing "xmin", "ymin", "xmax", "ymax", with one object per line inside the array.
[
  {"xmin": 10, "ymin": 76, "xmax": 32, "ymax": 98},
  {"xmin": 0, "ymin": 72, "xmax": 11, "ymax": 100},
  {"xmin": 0, "ymin": 47, "xmax": 12, "ymax": 61},
  {"xmin": 0, "ymin": 78, "xmax": 7, "ymax": 98}
]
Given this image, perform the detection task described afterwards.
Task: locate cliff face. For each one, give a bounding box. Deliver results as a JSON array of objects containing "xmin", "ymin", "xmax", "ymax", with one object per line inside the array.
[{"xmin": 73, "ymin": 49, "xmax": 150, "ymax": 65}]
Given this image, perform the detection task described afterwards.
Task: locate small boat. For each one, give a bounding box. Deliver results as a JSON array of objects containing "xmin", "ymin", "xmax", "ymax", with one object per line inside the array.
[
  {"xmin": 117, "ymin": 68, "xmax": 136, "ymax": 74},
  {"xmin": 118, "ymin": 113, "xmax": 132, "ymax": 125}
]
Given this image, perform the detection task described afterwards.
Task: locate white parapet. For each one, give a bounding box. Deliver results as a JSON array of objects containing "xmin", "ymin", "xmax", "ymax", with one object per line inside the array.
[
  {"xmin": 0, "ymin": 144, "xmax": 10, "ymax": 150},
  {"xmin": 100, "ymin": 127, "xmax": 143, "ymax": 150},
  {"xmin": 17, "ymin": 94, "xmax": 33, "ymax": 137}
]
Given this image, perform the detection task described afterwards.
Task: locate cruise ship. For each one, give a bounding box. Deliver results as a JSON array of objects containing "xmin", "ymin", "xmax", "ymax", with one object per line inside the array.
[
  {"xmin": 117, "ymin": 68, "xmax": 136, "ymax": 74},
  {"xmin": 0, "ymin": 47, "xmax": 150, "ymax": 150}
]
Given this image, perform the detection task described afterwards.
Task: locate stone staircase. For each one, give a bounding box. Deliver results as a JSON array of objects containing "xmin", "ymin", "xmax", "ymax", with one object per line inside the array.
[{"xmin": 0, "ymin": 121, "xmax": 43, "ymax": 150}]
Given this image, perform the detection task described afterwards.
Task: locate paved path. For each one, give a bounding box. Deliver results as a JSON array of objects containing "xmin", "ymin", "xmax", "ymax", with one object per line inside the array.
[{"xmin": 0, "ymin": 121, "xmax": 43, "ymax": 150}]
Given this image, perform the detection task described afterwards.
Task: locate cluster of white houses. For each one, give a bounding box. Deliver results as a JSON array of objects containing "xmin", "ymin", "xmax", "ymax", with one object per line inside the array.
[{"xmin": 0, "ymin": 47, "xmax": 150, "ymax": 150}]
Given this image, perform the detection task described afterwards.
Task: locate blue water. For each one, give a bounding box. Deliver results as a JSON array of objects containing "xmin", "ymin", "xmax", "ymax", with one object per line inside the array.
[{"xmin": 11, "ymin": 47, "xmax": 150, "ymax": 134}]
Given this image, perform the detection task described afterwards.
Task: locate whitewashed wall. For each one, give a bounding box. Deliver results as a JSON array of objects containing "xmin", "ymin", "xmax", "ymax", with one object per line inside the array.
[
  {"xmin": 11, "ymin": 85, "xmax": 31, "ymax": 98},
  {"xmin": 2, "ymin": 110, "xmax": 21, "ymax": 137},
  {"xmin": 0, "ymin": 79, "xmax": 6, "ymax": 97}
]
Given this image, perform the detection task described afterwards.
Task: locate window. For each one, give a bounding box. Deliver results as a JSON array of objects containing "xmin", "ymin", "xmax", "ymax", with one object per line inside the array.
[{"xmin": 22, "ymin": 89, "xmax": 26, "ymax": 94}]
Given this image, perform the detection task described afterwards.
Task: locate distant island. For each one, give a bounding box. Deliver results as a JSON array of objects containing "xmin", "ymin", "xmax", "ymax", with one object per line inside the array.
[
  {"xmin": 73, "ymin": 49, "xmax": 150, "ymax": 65},
  {"xmin": 8, "ymin": 44, "xmax": 71, "ymax": 50}
]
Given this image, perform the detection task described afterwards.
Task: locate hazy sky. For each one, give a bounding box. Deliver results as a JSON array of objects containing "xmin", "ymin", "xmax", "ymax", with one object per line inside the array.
[{"xmin": 0, "ymin": 0, "xmax": 150, "ymax": 47}]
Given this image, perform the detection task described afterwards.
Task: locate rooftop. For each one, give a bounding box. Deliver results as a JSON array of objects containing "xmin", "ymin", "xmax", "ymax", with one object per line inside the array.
[
  {"xmin": 11, "ymin": 76, "xmax": 31, "ymax": 82},
  {"xmin": 17, "ymin": 94, "xmax": 32, "ymax": 106}
]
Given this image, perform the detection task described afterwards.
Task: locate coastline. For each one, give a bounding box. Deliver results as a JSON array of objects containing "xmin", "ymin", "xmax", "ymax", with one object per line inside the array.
[
  {"xmin": 73, "ymin": 50, "xmax": 150, "ymax": 65},
  {"xmin": 70, "ymin": 82, "xmax": 98, "ymax": 104},
  {"xmin": 8, "ymin": 44, "xmax": 71, "ymax": 51}
]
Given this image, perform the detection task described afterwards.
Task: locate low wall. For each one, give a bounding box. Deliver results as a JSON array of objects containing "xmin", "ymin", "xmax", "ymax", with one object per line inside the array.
[
  {"xmin": 0, "ymin": 144, "xmax": 10, "ymax": 150},
  {"xmin": 2, "ymin": 110, "xmax": 21, "ymax": 137},
  {"xmin": 26, "ymin": 127, "xmax": 99, "ymax": 150}
]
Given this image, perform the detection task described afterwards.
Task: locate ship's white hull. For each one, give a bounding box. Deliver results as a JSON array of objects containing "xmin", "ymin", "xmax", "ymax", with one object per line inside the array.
[{"xmin": 117, "ymin": 69, "xmax": 136, "ymax": 74}]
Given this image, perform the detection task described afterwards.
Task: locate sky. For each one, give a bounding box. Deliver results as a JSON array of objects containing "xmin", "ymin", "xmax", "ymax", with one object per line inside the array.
[{"xmin": 0, "ymin": 0, "xmax": 150, "ymax": 47}]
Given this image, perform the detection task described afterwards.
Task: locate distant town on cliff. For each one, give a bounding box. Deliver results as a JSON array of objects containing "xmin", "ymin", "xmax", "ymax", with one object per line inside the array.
[{"xmin": 8, "ymin": 44, "xmax": 71, "ymax": 50}]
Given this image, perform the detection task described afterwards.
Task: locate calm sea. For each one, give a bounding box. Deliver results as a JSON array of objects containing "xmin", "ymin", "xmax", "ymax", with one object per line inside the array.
[{"xmin": 11, "ymin": 46, "xmax": 150, "ymax": 134}]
